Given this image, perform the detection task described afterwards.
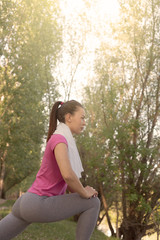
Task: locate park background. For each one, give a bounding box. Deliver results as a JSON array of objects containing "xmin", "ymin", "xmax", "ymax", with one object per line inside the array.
[{"xmin": 0, "ymin": 0, "xmax": 160, "ymax": 239}]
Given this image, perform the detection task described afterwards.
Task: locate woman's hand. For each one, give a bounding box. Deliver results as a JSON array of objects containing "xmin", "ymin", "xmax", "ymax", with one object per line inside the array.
[{"xmin": 84, "ymin": 186, "xmax": 98, "ymax": 199}]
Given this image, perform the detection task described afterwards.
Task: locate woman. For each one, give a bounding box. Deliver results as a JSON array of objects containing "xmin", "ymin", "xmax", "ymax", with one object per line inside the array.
[{"xmin": 0, "ymin": 100, "xmax": 100, "ymax": 240}]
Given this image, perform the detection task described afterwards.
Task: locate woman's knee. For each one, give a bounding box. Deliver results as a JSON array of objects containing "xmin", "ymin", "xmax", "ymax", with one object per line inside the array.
[{"xmin": 90, "ymin": 197, "xmax": 101, "ymax": 211}]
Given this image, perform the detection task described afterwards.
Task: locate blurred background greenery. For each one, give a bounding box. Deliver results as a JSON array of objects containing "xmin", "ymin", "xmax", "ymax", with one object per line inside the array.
[{"xmin": 0, "ymin": 0, "xmax": 160, "ymax": 239}]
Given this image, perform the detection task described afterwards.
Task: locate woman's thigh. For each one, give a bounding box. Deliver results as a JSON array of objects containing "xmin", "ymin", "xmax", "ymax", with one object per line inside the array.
[{"xmin": 12, "ymin": 192, "xmax": 100, "ymax": 223}]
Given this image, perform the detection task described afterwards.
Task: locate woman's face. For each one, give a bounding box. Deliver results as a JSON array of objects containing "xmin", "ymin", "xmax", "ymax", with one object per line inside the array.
[{"xmin": 65, "ymin": 107, "xmax": 86, "ymax": 134}]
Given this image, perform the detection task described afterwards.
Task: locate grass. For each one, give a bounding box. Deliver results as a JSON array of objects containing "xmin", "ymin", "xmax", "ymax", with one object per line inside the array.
[
  {"xmin": 14, "ymin": 220, "xmax": 112, "ymax": 240},
  {"xmin": 0, "ymin": 200, "xmax": 117, "ymax": 240}
]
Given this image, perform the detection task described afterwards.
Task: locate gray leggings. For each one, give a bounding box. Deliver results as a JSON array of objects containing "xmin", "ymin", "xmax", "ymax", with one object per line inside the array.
[{"xmin": 0, "ymin": 192, "xmax": 100, "ymax": 240}]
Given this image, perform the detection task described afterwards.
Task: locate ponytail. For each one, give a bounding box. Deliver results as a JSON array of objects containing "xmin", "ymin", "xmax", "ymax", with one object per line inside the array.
[
  {"xmin": 47, "ymin": 100, "xmax": 83, "ymax": 142},
  {"xmin": 47, "ymin": 101, "xmax": 62, "ymax": 142}
]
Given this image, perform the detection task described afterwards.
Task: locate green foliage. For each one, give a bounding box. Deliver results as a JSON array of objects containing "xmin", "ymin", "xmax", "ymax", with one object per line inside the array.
[
  {"xmin": 78, "ymin": 0, "xmax": 160, "ymax": 238},
  {"xmin": 5, "ymin": 170, "xmax": 37, "ymax": 198},
  {"xmin": 0, "ymin": 0, "xmax": 62, "ymax": 196}
]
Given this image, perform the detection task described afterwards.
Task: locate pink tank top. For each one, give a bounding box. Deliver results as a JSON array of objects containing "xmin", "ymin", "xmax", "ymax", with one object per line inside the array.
[{"xmin": 28, "ymin": 134, "xmax": 68, "ymax": 196}]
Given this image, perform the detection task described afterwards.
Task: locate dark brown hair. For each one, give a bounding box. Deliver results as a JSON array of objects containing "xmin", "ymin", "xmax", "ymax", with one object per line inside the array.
[{"xmin": 47, "ymin": 100, "xmax": 83, "ymax": 142}]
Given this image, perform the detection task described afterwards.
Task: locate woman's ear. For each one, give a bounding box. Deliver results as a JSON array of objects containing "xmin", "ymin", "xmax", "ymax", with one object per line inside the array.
[{"xmin": 65, "ymin": 113, "xmax": 72, "ymax": 123}]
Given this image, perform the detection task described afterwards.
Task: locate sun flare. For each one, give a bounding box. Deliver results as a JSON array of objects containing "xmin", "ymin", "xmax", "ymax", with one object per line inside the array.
[
  {"xmin": 60, "ymin": 0, "xmax": 119, "ymax": 22},
  {"xmin": 58, "ymin": 0, "xmax": 120, "ymax": 100},
  {"xmin": 96, "ymin": 0, "xmax": 119, "ymax": 20}
]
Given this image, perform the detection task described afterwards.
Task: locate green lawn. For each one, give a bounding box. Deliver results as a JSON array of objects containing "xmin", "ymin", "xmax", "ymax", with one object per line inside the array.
[
  {"xmin": 0, "ymin": 200, "xmax": 117, "ymax": 240},
  {"xmin": 14, "ymin": 220, "xmax": 112, "ymax": 240}
]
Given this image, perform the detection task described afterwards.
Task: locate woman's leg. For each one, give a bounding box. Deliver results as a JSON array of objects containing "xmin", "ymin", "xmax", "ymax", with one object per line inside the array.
[
  {"xmin": 0, "ymin": 213, "xmax": 30, "ymax": 240},
  {"xmin": 0, "ymin": 194, "xmax": 30, "ymax": 240},
  {"xmin": 19, "ymin": 192, "xmax": 100, "ymax": 240}
]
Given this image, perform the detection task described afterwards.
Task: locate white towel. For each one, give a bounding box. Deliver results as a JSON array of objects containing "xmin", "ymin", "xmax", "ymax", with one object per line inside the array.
[{"xmin": 53, "ymin": 122, "xmax": 84, "ymax": 178}]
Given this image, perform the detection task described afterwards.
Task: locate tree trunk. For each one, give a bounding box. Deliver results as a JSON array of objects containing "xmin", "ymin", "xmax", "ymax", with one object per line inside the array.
[
  {"xmin": 123, "ymin": 231, "xmax": 142, "ymax": 240},
  {"xmin": 99, "ymin": 183, "xmax": 116, "ymax": 237},
  {"xmin": 120, "ymin": 221, "xmax": 144, "ymax": 240},
  {"xmin": 0, "ymin": 149, "xmax": 7, "ymax": 198},
  {"xmin": 115, "ymin": 197, "xmax": 120, "ymax": 239}
]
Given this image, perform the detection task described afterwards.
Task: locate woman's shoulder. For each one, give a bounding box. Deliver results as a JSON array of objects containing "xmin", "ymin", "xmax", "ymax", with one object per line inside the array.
[
  {"xmin": 48, "ymin": 134, "xmax": 68, "ymax": 150},
  {"xmin": 51, "ymin": 134, "xmax": 67, "ymax": 141}
]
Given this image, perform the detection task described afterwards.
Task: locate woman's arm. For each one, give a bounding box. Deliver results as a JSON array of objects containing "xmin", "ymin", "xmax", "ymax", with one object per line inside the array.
[
  {"xmin": 54, "ymin": 143, "xmax": 97, "ymax": 199},
  {"xmin": 67, "ymin": 185, "xmax": 74, "ymax": 193}
]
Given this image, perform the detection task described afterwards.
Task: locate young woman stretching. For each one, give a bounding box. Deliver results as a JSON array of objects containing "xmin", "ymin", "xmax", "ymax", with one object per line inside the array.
[{"xmin": 0, "ymin": 100, "xmax": 100, "ymax": 240}]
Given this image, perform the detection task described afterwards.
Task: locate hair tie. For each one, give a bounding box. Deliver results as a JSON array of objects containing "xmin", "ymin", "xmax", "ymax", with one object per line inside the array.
[{"xmin": 58, "ymin": 102, "xmax": 64, "ymax": 109}]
